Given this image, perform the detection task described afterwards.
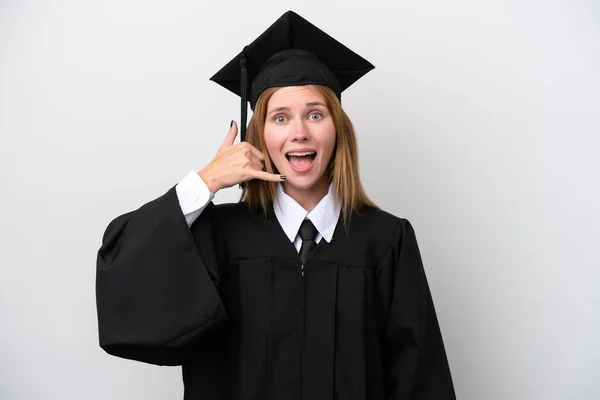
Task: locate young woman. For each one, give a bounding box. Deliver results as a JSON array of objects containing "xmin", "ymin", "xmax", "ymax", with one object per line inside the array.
[{"xmin": 96, "ymin": 11, "xmax": 456, "ymax": 400}]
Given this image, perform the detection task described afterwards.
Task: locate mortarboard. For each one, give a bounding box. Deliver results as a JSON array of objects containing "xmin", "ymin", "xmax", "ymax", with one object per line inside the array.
[{"xmin": 210, "ymin": 10, "xmax": 375, "ymax": 142}]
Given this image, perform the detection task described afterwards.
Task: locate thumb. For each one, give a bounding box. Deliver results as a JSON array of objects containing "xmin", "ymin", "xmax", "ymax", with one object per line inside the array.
[{"xmin": 219, "ymin": 120, "xmax": 238, "ymax": 150}]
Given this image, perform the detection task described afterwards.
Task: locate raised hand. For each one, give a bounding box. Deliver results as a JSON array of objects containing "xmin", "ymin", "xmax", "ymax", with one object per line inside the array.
[{"xmin": 198, "ymin": 121, "xmax": 285, "ymax": 194}]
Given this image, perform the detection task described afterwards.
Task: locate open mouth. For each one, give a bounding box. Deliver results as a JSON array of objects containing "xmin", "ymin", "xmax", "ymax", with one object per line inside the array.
[{"xmin": 285, "ymin": 151, "xmax": 317, "ymax": 170}]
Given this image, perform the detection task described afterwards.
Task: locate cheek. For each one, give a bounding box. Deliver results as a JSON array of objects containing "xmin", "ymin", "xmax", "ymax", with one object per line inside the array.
[
  {"xmin": 263, "ymin": 128, "xmax": 278, "ymax": 153},
  {"xmin": 263, "ymin": 126, "xmax": 287, "ymax": 162},
  {"xmin": 317, "ymin": 123, "xmax": 337, "ymax": 158}
]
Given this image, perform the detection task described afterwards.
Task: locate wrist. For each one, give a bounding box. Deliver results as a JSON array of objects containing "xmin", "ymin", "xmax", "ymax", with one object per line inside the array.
[{"xmin": 198, "ymin": 168, "xmax": 220, "ymax": 194}]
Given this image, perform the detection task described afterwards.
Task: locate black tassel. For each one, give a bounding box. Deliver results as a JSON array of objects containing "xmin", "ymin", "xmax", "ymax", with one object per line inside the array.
[
  {"xmin": 239, "ymin": 46, "xmax": 249, "ymax": 190},
  {"xmin": 240, "ymin": 45, "xmax": 249, "ymax": 143}
]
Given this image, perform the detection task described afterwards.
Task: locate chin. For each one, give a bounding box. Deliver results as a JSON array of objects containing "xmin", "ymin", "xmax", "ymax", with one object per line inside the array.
[
  {"xmin": 284, "ymin": 172, "xmax": 327, "ymax": 191},
  {"xmin": 285, "ymin": 179, "xmax": 316, "ymax": 191}
]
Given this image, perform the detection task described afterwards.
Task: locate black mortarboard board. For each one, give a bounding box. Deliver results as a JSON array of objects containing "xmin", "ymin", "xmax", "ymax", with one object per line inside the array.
[{"xmin": 210, "ymin": 10, "xmax": 375, "ymax": 142}]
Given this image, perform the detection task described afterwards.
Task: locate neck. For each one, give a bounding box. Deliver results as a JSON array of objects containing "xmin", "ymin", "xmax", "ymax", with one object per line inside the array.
[{"xmin": 282, "ymin": 175, "xmax": 330, "ymax": 212}]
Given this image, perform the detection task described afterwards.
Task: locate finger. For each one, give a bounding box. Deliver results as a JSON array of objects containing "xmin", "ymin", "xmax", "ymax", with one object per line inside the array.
[
  {"xmin": 247, "ymin": 169, "xmax": 286, "ymax": 182},
  {"xmin": 242, "ymin": 158, "xmax": 266, "ymax": 176},
  {"xmin": 242, "ymin": 155, "xmax": 263, "ymax": 171},
  {"xmin": 220, "ymin": 120, "xmax": 238, "ymax": 150},
  {"xmin": 247, "ymin": 152, "xmax": 265, "ymax": 169},
  {"xmin": 241, "ymin": 142, "xmax": 265, "ymax": 161}
]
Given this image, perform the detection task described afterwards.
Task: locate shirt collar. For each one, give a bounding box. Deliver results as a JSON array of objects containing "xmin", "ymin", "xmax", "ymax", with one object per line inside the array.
[{"xmin": 273, "ymin": 182, "xmax": 341, "ymax": 243}]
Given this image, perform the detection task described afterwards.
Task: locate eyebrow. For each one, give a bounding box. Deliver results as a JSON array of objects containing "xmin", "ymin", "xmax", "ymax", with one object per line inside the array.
[{"xmin": 267, "ymin": 101, "xmax": 327, "ymax": 116}]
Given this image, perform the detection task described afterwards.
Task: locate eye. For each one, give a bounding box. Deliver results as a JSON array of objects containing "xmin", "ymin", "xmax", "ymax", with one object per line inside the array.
[
  {"xmin": 308, "ymin": 112, "xmax": 322, "ymax": 121},
  {"xmin": 274, "ymin": 115, "xmax": 287, "ymax": 123}
]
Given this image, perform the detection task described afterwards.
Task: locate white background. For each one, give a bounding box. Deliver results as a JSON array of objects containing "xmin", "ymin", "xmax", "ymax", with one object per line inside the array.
[{"xmin": 1, "ymin": 0, "xmax": 599, "ymax": 399}]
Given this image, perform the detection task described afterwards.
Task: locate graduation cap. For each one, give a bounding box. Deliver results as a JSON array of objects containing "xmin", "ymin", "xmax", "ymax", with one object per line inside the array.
[{"xmin": 210, "ymin": 10, "xmax": 375, "ymax": 142}]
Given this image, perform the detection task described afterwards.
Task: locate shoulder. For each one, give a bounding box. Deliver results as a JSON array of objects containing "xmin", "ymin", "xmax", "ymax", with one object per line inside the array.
[
  {"xmin": 326, "ymin": 206, "xmax": 416, "ymax": 266},
  {"xmin": 352, "ymin": 206, "xmax": 420, "ymax": 252},
  {"xmin": 204, "ymin": 201, "xmax": 269, "ymax": 230},
  {"xmin": 351, "ymin": 206, "xmax": 412, "ymax": 238},
  {"xmin": 355, "ymin": 205, "xmax": 402, "ymax": 223},
  {"xmin": 209, "ymin": 201, "xmax": 251, "ymax": 215}
]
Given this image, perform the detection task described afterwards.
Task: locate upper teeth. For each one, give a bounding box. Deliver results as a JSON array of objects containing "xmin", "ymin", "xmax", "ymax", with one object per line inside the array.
[{"xmin": 287, "ymin": 152, "xmax": 315, "ymax": 156}]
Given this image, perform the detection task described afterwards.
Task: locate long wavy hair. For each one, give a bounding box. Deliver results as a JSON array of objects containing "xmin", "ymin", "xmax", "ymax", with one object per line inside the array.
[{"xmin": 240, "ymin": 85, "xmax": 378, "ymax": 228}]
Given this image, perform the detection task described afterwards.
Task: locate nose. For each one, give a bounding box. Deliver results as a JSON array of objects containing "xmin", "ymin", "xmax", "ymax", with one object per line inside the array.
[{"xmin": 290, "ymin": 119, "xmax": 310, "ymax": 142}]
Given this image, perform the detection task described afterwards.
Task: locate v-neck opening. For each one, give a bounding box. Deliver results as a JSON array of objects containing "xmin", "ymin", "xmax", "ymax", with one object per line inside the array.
[{"xmin": 264, "ymin": 206, "xmax": 345, "ymax": 266}]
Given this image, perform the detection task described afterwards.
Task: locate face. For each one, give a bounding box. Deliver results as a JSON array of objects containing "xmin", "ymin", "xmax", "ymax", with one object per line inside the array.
[{"xmin": 264, "ymin": 86, "xmax": 336, "ymax": 192}]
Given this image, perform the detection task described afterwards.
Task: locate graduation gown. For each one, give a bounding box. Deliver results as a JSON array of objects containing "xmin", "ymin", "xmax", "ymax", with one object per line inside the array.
[{"xmin": 96, "ymin": 184, "xmax": 456, "ymax": 399}]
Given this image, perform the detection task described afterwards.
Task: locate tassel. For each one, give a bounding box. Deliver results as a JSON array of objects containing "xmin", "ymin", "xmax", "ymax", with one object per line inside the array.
[
  {"xmin": 239, "ymin": 46, "xmax": 249, "ymax": 190},
  {"xmin": 240, "ymin": 46, "xmax": 249, "ymax": 142}
]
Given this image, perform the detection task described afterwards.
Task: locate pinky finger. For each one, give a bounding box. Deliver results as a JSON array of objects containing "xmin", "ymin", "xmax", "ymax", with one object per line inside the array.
[{"xmin": 248, "ymin": 170, "xmax": 286, "ymax": 182}]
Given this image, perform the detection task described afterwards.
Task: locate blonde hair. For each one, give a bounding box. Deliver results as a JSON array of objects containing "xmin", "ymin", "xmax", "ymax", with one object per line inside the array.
[{"xmin": 240, "ymin": 85, "xmax": 378, "ymax": 228}]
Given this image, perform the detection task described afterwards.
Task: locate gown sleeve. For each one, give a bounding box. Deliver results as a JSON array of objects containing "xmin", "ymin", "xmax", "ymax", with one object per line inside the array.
[
  {"xmin": 95, "ymin": 184, "xmax": 227, "ymax": 366},
  {"xmin": 379, "ymin": 219, "xmax": 456, "ymax": 399}
]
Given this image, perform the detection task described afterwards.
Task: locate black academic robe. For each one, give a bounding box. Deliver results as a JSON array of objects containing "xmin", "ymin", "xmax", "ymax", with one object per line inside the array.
[{"xmin": 96, "ymin": 184, "xmax": 456, "ymax": 399}]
